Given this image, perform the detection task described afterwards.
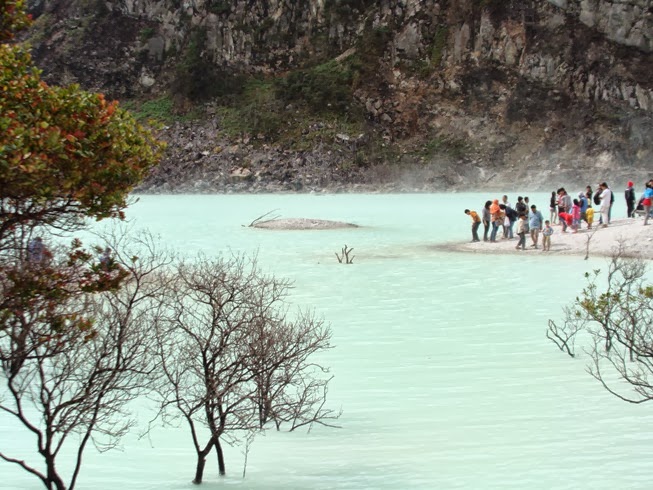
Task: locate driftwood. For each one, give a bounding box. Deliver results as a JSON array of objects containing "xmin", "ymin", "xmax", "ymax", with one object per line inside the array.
[
  {"xmin": 335, "ymin": 245, "xmax": 354, "ymax": 264},
  {"xmin": 246, "ymin": 209, "xmax": 280, "ymax": 227}
]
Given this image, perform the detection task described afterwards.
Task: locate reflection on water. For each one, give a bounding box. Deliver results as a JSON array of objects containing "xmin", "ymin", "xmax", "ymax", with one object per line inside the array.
[{"xmin": 3, "ymin": 193, "xmax": 651, "ymax": 489}]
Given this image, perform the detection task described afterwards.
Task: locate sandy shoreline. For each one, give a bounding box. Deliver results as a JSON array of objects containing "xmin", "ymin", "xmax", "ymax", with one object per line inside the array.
[{"xmin": 437, "ymin": 216, "xmax": 653, "ymax": 260}]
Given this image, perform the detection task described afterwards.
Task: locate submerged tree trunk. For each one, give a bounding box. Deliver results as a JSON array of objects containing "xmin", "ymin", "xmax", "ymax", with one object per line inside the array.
[
  {"xmin": 193, "ymin": 455, "xmax": 206, "ymax": 485},
  {"xmin": 46, "ymin": 459, "xmax": 66, "ymax": 490},
  {"xmin": 193, "ymin": 442, "xmax": 214, "ymax": 484},
  {"xmin": 215, "ymin": 439, "xmax": 225, "ymax": 476}
]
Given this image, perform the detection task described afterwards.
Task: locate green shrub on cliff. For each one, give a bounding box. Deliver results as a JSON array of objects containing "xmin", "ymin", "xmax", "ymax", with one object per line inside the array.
[
  {"xmin": 276, "ymin": 60, "xmax": 354, "ymax": 115},
  {"xmin": 173, "ymin": 28, "xmax": 244, "ymax": 101}
]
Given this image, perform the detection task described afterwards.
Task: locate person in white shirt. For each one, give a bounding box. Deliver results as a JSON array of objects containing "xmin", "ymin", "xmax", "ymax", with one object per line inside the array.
[{"xmin": 599, "ymin": 182, "xmax": 612, "ymax": 228}]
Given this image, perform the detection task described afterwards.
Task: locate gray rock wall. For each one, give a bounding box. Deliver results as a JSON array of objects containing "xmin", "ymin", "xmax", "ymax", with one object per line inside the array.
[{"xmin": 107, "ymin": 0, "xmax": 652, "ymax": 111}]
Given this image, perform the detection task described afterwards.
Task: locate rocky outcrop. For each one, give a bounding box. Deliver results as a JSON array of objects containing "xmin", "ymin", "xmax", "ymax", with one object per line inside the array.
[
  {"xmin": 28, "ymin": 0, "xmax": 653, "ymax": 110},
  {"xmin": 25, "ymin": 0, "xmax": 653, "ymax": 192}
]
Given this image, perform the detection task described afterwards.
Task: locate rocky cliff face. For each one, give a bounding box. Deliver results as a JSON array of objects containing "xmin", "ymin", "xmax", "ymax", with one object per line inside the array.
[{"xmin": 25, "ymin": 0, "xmax": 653, "ymax": 192}]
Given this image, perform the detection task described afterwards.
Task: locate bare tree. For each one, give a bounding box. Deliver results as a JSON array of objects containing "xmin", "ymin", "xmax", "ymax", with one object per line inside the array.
[
  {"xmin": 153, "ymin": 254, "xmax": 338, "ymax": 484},
  {"xmin": 548, "ymin": 246, "xmax": 653, "ymax": 403},
  {"xmin": 335, "ymin": 244, "xmax": 354, "ymax": 264},
  {"xmin": 0, "ymin": 231, "xmax": 172, "ymax": 489}
]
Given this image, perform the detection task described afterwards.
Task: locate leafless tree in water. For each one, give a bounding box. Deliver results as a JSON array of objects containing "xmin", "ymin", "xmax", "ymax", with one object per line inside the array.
[
  {"xmin": 0, "ymin": 230, "xmax": 173, "ymax": 490},
  {"xmin": 152, "ymin": 254, "xmax": 339, "ymax": 484}
]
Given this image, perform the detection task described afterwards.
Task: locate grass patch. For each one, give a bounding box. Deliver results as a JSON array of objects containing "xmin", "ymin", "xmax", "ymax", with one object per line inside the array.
[
  {"xmin": 430, "ymin": 26, "xmax": 448, "ymax": 67},
  {"xmin": 216, "ymin": 78, "xmax": 284, "ymax": 139},
  {"xmin": 120, "ymin": 96, "xmax": 201, "ymax": 125},
  {"xmin": 139, "ymin": 27, "xmax": 155, "ymax": 42},
  {"xmin": 419, "ymin": 135, "xmax": 470, "ymax": 159}
]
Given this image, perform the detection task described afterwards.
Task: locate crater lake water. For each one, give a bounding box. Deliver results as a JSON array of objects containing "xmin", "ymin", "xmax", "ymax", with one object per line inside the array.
[{"xmin": 2, "ymin": 193, "xmax": 652, "ymax": 490}]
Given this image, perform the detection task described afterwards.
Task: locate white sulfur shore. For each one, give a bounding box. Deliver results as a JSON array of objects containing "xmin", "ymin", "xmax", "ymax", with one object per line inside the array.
[{"xmin": 446, "ymin": 216, "xmax": 653, "ymax": 260}]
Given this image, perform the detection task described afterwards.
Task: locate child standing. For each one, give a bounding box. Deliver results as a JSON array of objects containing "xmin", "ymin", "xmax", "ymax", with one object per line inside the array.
[
  {"xmin": 542, "ymin": 220, "xmax": 554, "ymax": 251},
  {"xmin": 571, "ymin": 199, "xmax": 581, "ymax": 233},
  {"xmin": 585, "ymin": 207, "xmax": 594, "ymax": 229},
  {"xmin": 515, "ymin": 214, "xmax": 528, "ymax": 251}
]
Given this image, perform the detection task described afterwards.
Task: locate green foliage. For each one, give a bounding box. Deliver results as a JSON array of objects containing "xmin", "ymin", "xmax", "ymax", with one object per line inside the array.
[
  {"xmin": 122, "ymin": 96, "xmax": 174, "ymax": 123},
  {"xmin": 548, "ymin": 251, "xmax": 653, "ymax": 402},
  {"xmin": 207, "ymin": 0, "xmax": 230, "ymax": 15},
  {"xmin": 430, "ymin": 26, "xmax": 448, "ymax": 67},
  {"xmin": 73, "ymin": 0, "xmax": 110, "ymax": 16},
  {"xmin": 358, "ymin": 24, "xmax": 392, "ymax": 60},
  {"xmin": 324, "ymin": 0, "xmax": 374, "ymax": 17},
  {"xmin": 139, "ymin": 26, "xmax": 155, "ymax": 42},
  {"xmin": 172, "ymin": 28, "xmax": 245, "ymax": 101},
  {"xmin": 215, "ymin": 72, "xmax": 366, "ymax": 148},
  {"xmin": 476, "ymin": 0, "xmax": 506, "ymax": 9},
  {"xmin": 0, "ymin": 238, "xmax": 128, "ymax": 335},
  {"xmin": 0, "ymin": 0, "xmax": 31, "ymax": 42},
  {"xmin": 0, "ymin": 1, "xmax": 164, "ymax": 242},
  {"xmin": 420, "ymin": 135, "xmax": 469, "ymax": 159},
  {"xmin": 276, "ymin": 60, "xmax": 354, "ymax": 114},
  {"xmin": 254, "ymin": 17, "xmax": 275, "ymax": 40},
  {"xmin": 0, "ymin": 3, "xmax": 163, "ymax": 486},
  {"xmin": 348, "ymin": 23, "xmax": 392, "ymax": 86},
  {"xmin": 217, "ymin": 78, "xmax": 283, "ymax": 138}
]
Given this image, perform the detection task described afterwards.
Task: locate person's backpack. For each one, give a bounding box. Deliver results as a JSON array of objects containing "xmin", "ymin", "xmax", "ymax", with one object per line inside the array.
[
  {"xmin": 593, "ymin": 190, "xmax": 601, "ymax": 205},
  {"xmin": 610, "ymin": 189, "xmax": 614, "ymax": 204}
]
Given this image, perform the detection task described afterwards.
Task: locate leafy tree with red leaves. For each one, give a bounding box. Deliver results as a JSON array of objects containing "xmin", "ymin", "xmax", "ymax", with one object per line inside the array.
[
  {"xmin": 0, "ymin": 0, "xmax": 163, "ymax": 246},
  {"xmin": 0, "ymin": 3, "xmax": 165, "ymax": 487}
]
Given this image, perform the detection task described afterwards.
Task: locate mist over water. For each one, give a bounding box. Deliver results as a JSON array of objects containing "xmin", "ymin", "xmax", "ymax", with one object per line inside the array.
[{"xmin": 3, "ymin": 193, "xmax": 652, "ymax": 489}]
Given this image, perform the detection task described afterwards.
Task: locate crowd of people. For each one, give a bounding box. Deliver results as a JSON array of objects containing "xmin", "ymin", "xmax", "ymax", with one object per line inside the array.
[{"xmin": 464, "ymin": 180, "xmax": 653, "ymax": 251}]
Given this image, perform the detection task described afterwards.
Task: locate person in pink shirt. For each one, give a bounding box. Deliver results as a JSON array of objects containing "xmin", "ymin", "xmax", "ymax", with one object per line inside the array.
[{"xmin": 571, "ymin": 199, "xmax": 581, "ymax": 233}]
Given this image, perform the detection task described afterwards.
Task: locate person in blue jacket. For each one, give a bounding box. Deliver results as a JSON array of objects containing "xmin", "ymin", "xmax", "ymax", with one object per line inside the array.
[{"xmin": 528, "ymin": 204, "xmax": 544, "ymax": 249}]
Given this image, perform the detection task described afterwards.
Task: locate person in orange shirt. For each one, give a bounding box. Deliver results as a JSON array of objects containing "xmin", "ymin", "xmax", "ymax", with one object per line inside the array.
[
  {"xmin": 489, "ymin": 199, "xmax": 502, "ymax": 242},
  {"xmin": 464, "ymin": 209, "xmax": 481, "ymax": 242}
]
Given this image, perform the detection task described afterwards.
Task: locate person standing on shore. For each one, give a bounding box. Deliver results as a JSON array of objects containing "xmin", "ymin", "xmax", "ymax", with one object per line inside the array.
[
  {"xmin": 528, "ymin": 204, "xmax": 544, "ymax": 248},
  {"xmin": 489, "ymin": 199, "xmax": 502, "ymax": 242},
  {"xmin": 482, "ymin": 200, "xmax": 492, "ymax": 241},
  {"xmin": 557, "ymin": 188, "xmax": 572, "ymax": 219},
  {"xmin": 515, "ymin": 214, "xmax": 528, "ymax": 251},
  {"xmin": 549, "ymin": 191, "xmax": 558, "ymax": 224},
  {"xmin": 501, "ymin": 195, "xmax": 511, "ymax": 209},
  {"xmin": 599, "ymin": 182, "xmax": 612, "ymax": 227},
  {"xmin": 578, "ymin": 192, "xmax": 588, "ymax": 223},
  {"xmin": 464, "ymin": 209, "xmax": 481, "ymax": 241},
  {"xmin": 542, "ymin": 220, "xmax": 554, "ymax": 251},
  {"xmin": 585, "ymin": 206, "xmax": 594, "ymax": 229},
  {"xmin": 499, "ymin": 204, "xmax": 515, "ymax": 239},
  {"xmin": 571, "ymin": 199, "xmax": 581, "ymax": 233},
  {"xmin": 515, "ymin": 196, "xmax": 527, "ymax": 217},
  {"xmin": 625, "ymin": 181, "xmax": 636, "ymax": 218},
  {"xmin": 558, "ymin": 211, "xmax": 572, "ymax": 232},
  {"xmin": 643, "ymin": 182, "xmax": 653, "ymax": 225}
]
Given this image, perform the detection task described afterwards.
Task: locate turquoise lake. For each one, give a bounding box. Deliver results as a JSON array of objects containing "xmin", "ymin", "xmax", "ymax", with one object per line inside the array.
[{"xmin": 2, "ymin": 192, "xmax": 651, "ymax": 489}]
